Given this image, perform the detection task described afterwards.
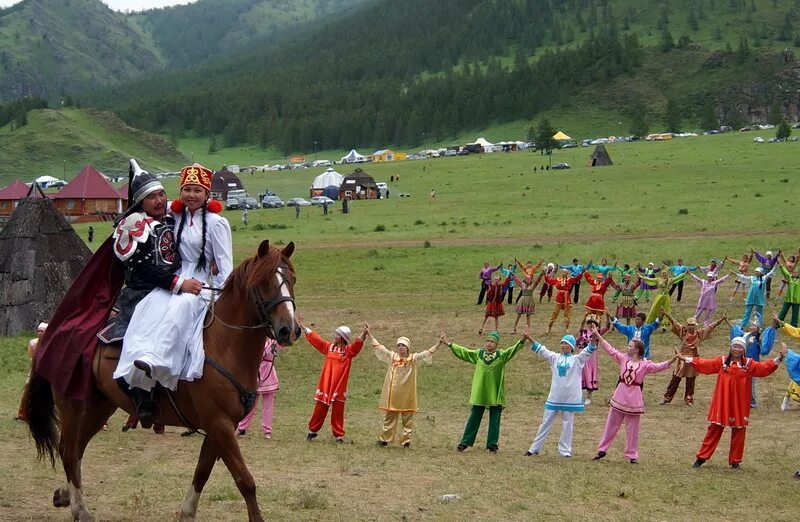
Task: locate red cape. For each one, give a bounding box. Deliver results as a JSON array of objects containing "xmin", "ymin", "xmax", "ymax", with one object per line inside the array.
[{"xmin": 34, "ymin": 236, "xmax": 124, "ymax": 401}]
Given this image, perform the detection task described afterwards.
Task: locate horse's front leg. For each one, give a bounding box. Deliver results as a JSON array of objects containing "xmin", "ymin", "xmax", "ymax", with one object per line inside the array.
[
  {"xmin": 179, "ymin": 437, "xmax": 218, "ymax": 521},
  {"xmin": 207, "ymin": 423, "xmax": 263, "ymax": 522},
  {"xmin": 55, "ymin": 398, "xmax": 96, "ymax": 521}
]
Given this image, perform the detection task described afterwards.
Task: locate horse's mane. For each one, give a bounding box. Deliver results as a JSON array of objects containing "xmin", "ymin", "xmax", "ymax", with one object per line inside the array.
[{"xmin": 221, "ymin": 245, "xmax": 294, "ymax": 296}]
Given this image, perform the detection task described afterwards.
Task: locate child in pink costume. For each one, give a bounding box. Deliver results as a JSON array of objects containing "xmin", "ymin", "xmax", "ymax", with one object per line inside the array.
[
  {"xmin": 238, "ymin": 339, "xmax": 281, "ymax": 439},
  {"xmin": 591, "ymin": 329, "xmax": 675, "ymax": 463}
]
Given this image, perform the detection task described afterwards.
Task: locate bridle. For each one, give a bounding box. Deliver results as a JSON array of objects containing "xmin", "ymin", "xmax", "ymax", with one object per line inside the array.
[{"xmin": 204, "ymin": 262, "xmax": 296, "ymax": 337}]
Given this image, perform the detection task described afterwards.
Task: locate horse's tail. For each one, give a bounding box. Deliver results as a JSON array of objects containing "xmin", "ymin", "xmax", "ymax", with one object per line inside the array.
[{"xmin": 23, "ymin": 369, "xmax": 59, "ymax": 467}]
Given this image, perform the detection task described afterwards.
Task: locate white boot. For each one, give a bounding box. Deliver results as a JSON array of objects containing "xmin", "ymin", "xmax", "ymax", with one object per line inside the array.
[{"xmin": 781, "ymin": 396, "xmax": 790, "ymax": 412}]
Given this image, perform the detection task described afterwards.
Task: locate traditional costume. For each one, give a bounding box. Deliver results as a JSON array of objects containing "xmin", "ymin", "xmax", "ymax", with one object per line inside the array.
[
  {"xmin": 733, "ymin": 323, "xmax": 776, "ymax": 407},
  {"xmin": 641, "ymin": 272, "xmax": 687, "ymax": 327},
  {"xmin": 514, "ymin": 273, "xmax": 544, "ymax": 318},
  {"xmin": 373, "ymin": 336, "xmax": 436, "ymax": 447},
  {"xmin": 114, "ymin": 164, "xmax": 233, "ymax": 392},
  {"xmin": 586, "ymin": 262, "xmax": 617, "ymax": 280},
  {"xmin": 477, "ymin": 263, "xmax": 501, "ymax": 304},
  {"xmin": 661, "ymin": 316, "xmax": 724, "ymax": 405},
  {"xmin": 583, "ymin": 271, "xmax": 617, "ymax": 318},
  {"xmin": 526, "ymin": 335, "xmax": 595, "ymax": 457},
  {"xmin": 690, "ymin": 272, "xmax": 730, "ymax": 326},
  {"xmin": 484, "ymin": 274, "xmax": 511, "ymax": 318},
  {"xmin": 578, "ymin": 320, "xmax": 610, "ymax": 398},
  {"xmin": 754, "ymin": 251, "xmax": 779, "ymax": 299},
  {"xmin": 736, "ymin": 266, "xmax": 777, "ymax": 326},
  {"xmin": 238, "ymin": 339, "xmax": 281, "ymax": 438},
  {"xmin": 634, "ymin": 264, "xmax": 660, "ymax": 302},
  {"xmin": 451, "ymin": 332, "xmax": 525, "ymax": 452},
  {"xmin": 595, "ymin": 338, "xmax": 672, "ymax": 462},
  {"xmin": 689, "ymin": 338, "xmax": 782, "ymax": 468},
  {"xmin": 777, "ymin": 265, "xmax": 800, "ymax": 327},
  {"xmin": 305, "ymin": 326, "xmax": 363, "ymax": 439},
  {"xmin": 527, "ymin": 335, "xmax": 594, "ymax": 457},
  {"xmin": 778, "ymin": 324, "xmax": 800, "ymax": 410},
  {"xmin": 559, "ymin": 262, "xmax": 585, "ymax": 303},
  {"xmin": 611, "ymin": 317, "xmax": 660, "ymax": 359},
  {"xmin": 545, "ymin": 273, "xmax": 582, "ymax": 332},
  {"xmin": 612, "ymin": 277, "xmax": 639, "ymax": 320},
  {"xmin": 665, "ymin": 263, "xmax": 697, "ymax": 302}
]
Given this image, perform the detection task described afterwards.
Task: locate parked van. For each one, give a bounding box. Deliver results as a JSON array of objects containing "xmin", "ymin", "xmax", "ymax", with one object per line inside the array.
[{"xmin": 227, "ymin": 189, "xmax": 247, "ymax": 203}]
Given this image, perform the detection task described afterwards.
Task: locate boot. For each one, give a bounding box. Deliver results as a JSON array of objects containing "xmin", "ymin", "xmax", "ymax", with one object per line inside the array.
[{"xmin": 130, "ymin": 387, "xmax": 156, "ymax": 429}]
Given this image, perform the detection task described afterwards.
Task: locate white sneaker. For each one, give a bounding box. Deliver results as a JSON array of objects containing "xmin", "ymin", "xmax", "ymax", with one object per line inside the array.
[
  {"xmin": 781, "ymin": 396, "xmax": 790, "ymax": 412},
  {"xmin": 584, "ymin": 398, "xmax": 592, "ymax": 406}
]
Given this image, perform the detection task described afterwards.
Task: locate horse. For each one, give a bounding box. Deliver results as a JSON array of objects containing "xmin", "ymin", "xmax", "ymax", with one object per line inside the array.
[{"xmin": 24, "ymin": 239, "xmax": 299, "ymax": 522}]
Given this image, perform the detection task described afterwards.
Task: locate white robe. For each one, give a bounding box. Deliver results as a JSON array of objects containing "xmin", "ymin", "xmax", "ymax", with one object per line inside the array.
[{"xmin": 114, "ymin": 208, "xmax": 233, "ymax": 391}]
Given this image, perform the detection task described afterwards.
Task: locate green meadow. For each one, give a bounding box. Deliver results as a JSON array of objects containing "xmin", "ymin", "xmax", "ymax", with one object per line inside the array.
[{"xmin": 3, "ymin": 131, "xmax": 800, "ymax": 520}]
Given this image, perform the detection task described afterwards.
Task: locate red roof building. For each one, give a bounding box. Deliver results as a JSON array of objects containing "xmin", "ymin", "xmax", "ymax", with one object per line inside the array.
[
  {"xmin": 51, "ymin": 165, "xmax": 122, "ymax": 216},
  {"xmin": 0, "ymin": 180, "xmax": 34, "ymax": 216}
]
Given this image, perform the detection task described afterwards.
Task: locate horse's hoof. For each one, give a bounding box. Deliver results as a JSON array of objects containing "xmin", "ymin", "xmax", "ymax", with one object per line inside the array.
[{"xmin": 53, "ymin": 486, "xmax": 70, "ymax": 508}]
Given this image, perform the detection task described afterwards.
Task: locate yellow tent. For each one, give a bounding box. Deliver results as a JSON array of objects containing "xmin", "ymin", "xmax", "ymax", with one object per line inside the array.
[{"xmin": 552, "ymin": 131, "xmax": 572, "ymax": 141}]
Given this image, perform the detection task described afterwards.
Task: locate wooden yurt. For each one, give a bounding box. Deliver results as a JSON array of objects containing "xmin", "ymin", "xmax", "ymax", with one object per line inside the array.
[{"xmin": 51, "ymin": 165, "xmax": 123, "ymax": 217}]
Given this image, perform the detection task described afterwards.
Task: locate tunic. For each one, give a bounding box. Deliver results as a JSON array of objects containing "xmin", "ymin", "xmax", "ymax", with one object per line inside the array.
[
  {"xmin": 532, "ymin": 341, "xmax": 595, "ymax": 412},
  {"xmin": 690, "ymin": 355, "xmax": 779, "ymax": 427},
  {"xmin": 599, "ymin": 339, "xmax": 672, "ymax": 415},
  {"xmin": 115, "ymin": 209, "xmax": 233, "ymax": 391},
  {"xmin": 544, "ymin": 274, "xmax": 582, "ymax": 305},
  {"xmin": 779, "ymin": 266, "xmax": 800, "ymax": 304},
  {"xmin": 578, "ymin": 325, "xmax": 609, "ymax": 391},
  {"xmin": 642, "ymin": 272, "xmax": 687, "ymax": 323},
  {"xmin": 307, "ymin": 330, "xmax": 364, "ymax": 404},
  {"xmin": 637, "ymin": 266, "xmax": 661, "ymax": 290},
  {"xmin": 484, "ymin": 277, "xmax": 510, "ymax": 317},
  {"xmin": 450, "ymin": 340, "xmax": 525, "ymax": 407},
  {"xmin": 515, "ymin": 273, "xmax": 543, "ymax": 315},
  {"xmin": 691, "ymin": 273, "xmax": 730, "ymax": 310},
  {"xmin": 737, "ymin": 267, "xmax": 777, "ymax": 306},
  {"xmin": 373, "ymin": 340, "xmax": 435, "ymax": 412},
  {"xmin": 730, "ymin": 325, "xmax": 775, "ymax": 361},
  {"xmin": 583, "ymin": 272, "xmax": 616, "ymax": 312},
  {"xmin": 669, "ymin": 321, "xmax": 719, "ymax": 378},
  {"xmin": 612, "ymin": 318, "xmax": 660, "ymax": 359},
  {"xmin": 614, "ymin": 280, "xmax": 638, "ymax": 317}
]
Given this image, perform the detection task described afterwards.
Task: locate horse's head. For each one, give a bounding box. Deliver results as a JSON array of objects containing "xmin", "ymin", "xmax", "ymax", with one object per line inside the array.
[{"xmin": 227, "ymin": 240, "xmax": 300, "ymax": 345}]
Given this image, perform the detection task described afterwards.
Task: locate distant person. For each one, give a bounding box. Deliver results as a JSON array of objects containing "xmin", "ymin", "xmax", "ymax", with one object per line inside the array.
[
  {"xmin": 238, "ymin": 339, "xmax": 282, "ymax": 439},
  {"xmin": 87, "ymin": 226, "xmax": 94, "ymax": 243},
  {"xmin": 430, "ymin": 189, "xmax": 436, "ymax": 198},
  {"xmin": 295, "ymin": 205, "xmax": 301, "ymax": 219},
  {"xmin": 390, "ymin": 175, "xmax": 394, "ymax": 182},
  {"xmin": 323, "ymin": 202, "xmax": 329, "ymax": 216},
  {"xmin": 16, "ymin": 322, "xmax": 47, "ymax": 421},
  {"xmin": 242, "ymin": 208, "xmax": 249, "ymax": 226},
  {"xmin": 534, "ymin": 166, "xmax": 537, "ymax": 173},
  {"xmin": 386, "ymin": 189, "xmax": 390, "ymax": 199}
]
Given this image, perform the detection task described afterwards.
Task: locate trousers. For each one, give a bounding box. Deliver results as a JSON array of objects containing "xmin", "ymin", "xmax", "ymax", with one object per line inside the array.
[
  {"xmin": 778, "ymin": 302, "xmax": 800, "ymax": 327},
  {"xmin": 380, "ymin": 411, "xmax": 415, "ymax": 445},
  {"xmin": 696, "ymin": 424, "xmax": 746, "ymax": 465},
  {"xmin": 597, "ymin": 408, "xmax": 641, "ymax": 460},
  {"xmin": 460, "ymin": 405, "xmax": 502, "ymax": 448},
  {"xmin": 308, "ymin": 400, "xmax": 346, "ymax": 437},
  {"xmin": 529, "ymin": 409, "xmax": 575, "ymax": 456},
  {"xmin": 663, "ymin": 375, "xmax": 697, "ymax": 404},
  {"xmin": 549, "ymin": 303, "xmax": 572, "ymax": 330},
  {"xmin": 238, "ymin": 391, "xmax": 276, "ymax": 435},
  {"xmin": 669, "ymin": 280, "xmax": 685, "ymax": 302}
]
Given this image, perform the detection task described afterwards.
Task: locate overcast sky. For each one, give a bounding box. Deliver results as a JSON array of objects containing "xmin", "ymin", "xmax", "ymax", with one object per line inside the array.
[{"xmin": 0, "ymin": 1, "xmax": 198, "ymax": 12}]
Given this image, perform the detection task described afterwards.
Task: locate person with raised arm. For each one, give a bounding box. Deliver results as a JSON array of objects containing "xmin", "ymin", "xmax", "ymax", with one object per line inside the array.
[
  {"xmin": 447, "ymin": 330, "xmax": 528, "ymax": 453},
  {"xmin": 682, "ymin": 337, "xmax": 785, "ymax": 469},
  {"xmin": 690, "ymin": 271, "xmax": 731, "ymax": 327},
  {"xmin": 611, "ymin": 311, "xmax": 662, "ymax": 360},
  {"xmin": 591, "ymin": 325, "xmax": 676, "ymax": 464}
]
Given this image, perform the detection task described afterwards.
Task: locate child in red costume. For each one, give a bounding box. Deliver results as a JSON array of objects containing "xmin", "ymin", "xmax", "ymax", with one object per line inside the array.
[
  {"xmin": 545, "ymin": 268, "xmax": 582, "ymax": 333},
  {"xmin": 680, "ymin": 337, "xmax": 786, "ymax": 469},
  {"xmin": 297, "ymin": 315, "xmax": 367, "ymax": 442}
]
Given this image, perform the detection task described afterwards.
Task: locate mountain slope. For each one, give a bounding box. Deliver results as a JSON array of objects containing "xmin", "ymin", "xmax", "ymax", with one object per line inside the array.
[
  {"xmin": 0, "ymin": 107, "xmax": 188, "ymax": 185},
  {"xmin": 0, "ymin": 0, "xmax": 165, "ymax": 102},
  {"xmin": 92, "ymin": 0, "xmax": 800, "ymax": 155},
  {"xmin": 0, "ymin": 0, "xmax": 371, "ymax": 102}
]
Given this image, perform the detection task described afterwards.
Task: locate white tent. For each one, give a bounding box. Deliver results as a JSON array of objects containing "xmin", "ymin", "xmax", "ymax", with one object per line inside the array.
[
  {"xmin": 341, "ymin": 149, "xmax": 366, "ymax": 163},
  {"xmin": 33, "ymin": 175, "xmax": 60, "ymax": 184},
  {"xmin": 469, "ymin": 137, "xmax": 495, "ymax": 148},
  {"xmin": 311, "ymin": 168, "xmax": 344, "ymax": 189}
]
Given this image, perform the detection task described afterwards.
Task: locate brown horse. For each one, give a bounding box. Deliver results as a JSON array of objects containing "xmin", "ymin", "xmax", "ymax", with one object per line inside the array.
[{"xmin": 24, "ymin": 240, "xmax": 299, "ymax": 522}]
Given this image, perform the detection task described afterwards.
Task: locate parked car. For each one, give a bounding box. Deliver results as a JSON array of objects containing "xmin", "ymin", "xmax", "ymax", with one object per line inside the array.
[
  {"xmin": 286, "ymin": 197, "xmax": 312, "ymax": 207},
  {"xmin": 310, "ymin": 196, "xmax": 335, "ymax": 206},
  {"xmin": 262, "ymin": 195, "xmax": 284, "ymax": 208},
  {"xmin": 239, "ymin": 197, "xmax": 259, "ymax": 209},
  {"xmin": 552, "ymin": 163, "xmax": 571, "ymax": 170},
  {"xmin": 753, "ymin": 136, "xmax": 765, "ymax": 143},
  {"xmin": 456, "ymin": 149, "xmax": 469, "ymax": 156},
  {"xmin": 225, "ymin": 198, "xmax": 240, "ymax": 210},
  {"xmin": 443, "ymin": 149, "xmax": 457, "ymax": 157}
]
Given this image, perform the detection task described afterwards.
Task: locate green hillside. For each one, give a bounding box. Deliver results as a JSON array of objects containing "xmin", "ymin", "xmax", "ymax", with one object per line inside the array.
[
  {"xmin": 0, "ymin": 0, "xmax": 165, "ymax": 102},
  {"xmin": 0, "ymin": 107, "xmax": 188, "ymax": 186},
  {"xmin": 93, "ymin": 0, "xmax": 800, "ymax": 156},
  {"xmin": 0, "ymin": 0, "xmax": 370, "ymax": 103}
]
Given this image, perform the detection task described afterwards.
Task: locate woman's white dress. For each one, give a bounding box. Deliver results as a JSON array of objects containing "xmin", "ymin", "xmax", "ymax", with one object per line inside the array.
[{"xmin": 114, "ymin": 208, "xmax": 233, "ymax": 391}]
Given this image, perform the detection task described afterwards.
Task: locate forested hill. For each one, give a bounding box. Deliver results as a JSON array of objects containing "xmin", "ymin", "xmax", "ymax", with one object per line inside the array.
[
  {"xmin": 94, "ymin": 0, "xmax": 800, "ymax": 154},
  {"xmin": 0, "ymin": 0, "xmax": 368, "ymax": 102}
]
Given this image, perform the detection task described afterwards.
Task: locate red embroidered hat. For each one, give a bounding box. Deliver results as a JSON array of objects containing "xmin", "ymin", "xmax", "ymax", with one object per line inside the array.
[{"xmin": 179, "ymin": 164, "xmax": 213, "ymax": 191}]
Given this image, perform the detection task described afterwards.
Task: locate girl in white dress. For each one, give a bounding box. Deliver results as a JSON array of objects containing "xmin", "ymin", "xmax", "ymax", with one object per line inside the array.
[{"xmin": 115, "ymin": 165, "xmax": 233, "ymax": 405}]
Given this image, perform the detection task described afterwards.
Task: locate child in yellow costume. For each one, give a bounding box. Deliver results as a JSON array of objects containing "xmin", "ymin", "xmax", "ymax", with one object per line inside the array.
[{"xmin": 370, "ymin": 331, "xmax": 441, "ymax": 447}]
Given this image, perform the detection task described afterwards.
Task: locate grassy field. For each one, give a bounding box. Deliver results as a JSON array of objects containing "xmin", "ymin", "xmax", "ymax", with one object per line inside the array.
[{"xmin": 3, "ymin": 131, "xmax": 800, "ymax": 520}]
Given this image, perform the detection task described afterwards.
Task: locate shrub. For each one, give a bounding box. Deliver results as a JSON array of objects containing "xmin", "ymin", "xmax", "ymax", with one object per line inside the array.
[
  {"xmin": 423, "ymin": 240, "xmax": 431, "ymax": 248},
  {"xmin": 678, "ymin": 208, "xmax": 689, "ymax": 214},
  {"xmin": 374, "ymin": 224, "xmax": 386, "ymax": 232},
  {"xmin": 414, "ymin": 219, "xmax": 425, "ymax": 225}
]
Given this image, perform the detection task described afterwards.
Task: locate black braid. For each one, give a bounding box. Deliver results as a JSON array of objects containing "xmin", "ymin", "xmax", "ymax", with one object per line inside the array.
[
  {"xmin": 197, "ymin": 203, "xmax": 208, "ymax": 270},
  {"xmin": 175, "ymin": 207, "xmax": 188, "ymax": 256}
]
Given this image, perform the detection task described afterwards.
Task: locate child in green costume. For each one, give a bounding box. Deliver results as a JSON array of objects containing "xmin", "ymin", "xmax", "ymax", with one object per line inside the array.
[{"xmin": 443, "ymin": 330, "xmax": 530, "ymax": 453}]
